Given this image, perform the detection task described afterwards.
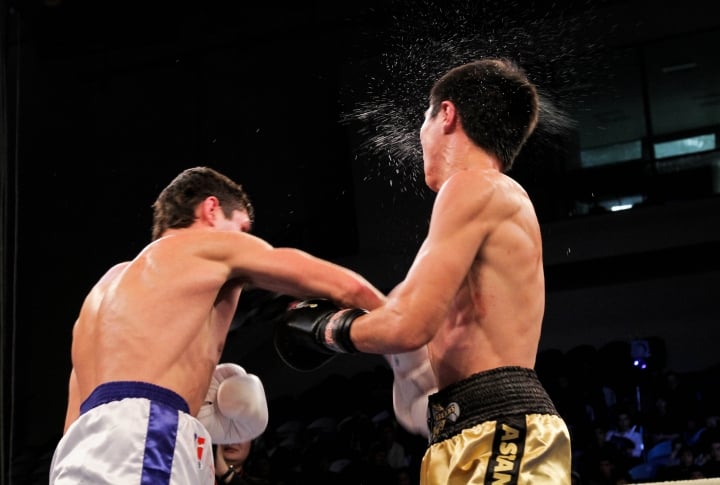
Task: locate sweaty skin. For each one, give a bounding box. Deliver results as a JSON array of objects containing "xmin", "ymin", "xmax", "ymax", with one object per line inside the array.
[
  {"xmin": 64, "ymin": 201, "xmax": 385, "ymax": 432},
  {"xmin": 347, "ymin": 102, "xmax": 545, "ymax": 390}
]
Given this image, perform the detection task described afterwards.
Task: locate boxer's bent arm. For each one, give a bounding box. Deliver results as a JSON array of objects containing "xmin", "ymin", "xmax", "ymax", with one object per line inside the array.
[{"xmin": 349, "ymin": 172, "xmax": 497, "ymax": 354}]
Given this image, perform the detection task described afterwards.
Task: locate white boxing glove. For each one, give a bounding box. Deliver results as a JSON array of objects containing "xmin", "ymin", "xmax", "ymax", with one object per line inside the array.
[
  {"xmin": 385, "ymin": 346, "xmax": 438, "ymax": 438},
  {"xmin": 197, "ymin": 363, "xmax": 269, "ymax": 444}
]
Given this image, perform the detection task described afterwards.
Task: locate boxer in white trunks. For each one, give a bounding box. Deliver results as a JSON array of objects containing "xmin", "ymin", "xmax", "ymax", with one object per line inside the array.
[{"xmin": 50, "ymin": 166, "xmax": 385, "ymax": 484}]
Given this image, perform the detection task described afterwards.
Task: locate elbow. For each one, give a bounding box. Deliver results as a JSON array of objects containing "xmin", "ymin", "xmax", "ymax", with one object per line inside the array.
[
  {"xmin": 405, "ymin": 329, "xmax": 434, "ymax": 351},
  {"xmin": 383, "ymin": 310, "xmax": 434, "ymax": 353}
]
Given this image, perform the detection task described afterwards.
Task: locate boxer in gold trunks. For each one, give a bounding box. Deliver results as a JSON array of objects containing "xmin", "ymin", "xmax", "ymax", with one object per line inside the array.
[{"xmin": 276, "ymin": 58, "xmax": 572, "ymax": 484}]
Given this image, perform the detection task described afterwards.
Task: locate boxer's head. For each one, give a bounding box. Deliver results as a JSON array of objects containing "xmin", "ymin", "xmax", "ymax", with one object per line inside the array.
[
  {"xmin": 426, "ymin": 58, "xmax": 539, "ymax": 172},
  {"xmin": 151, "ymin": 166, "xmax": 254, "ymax": 240}
]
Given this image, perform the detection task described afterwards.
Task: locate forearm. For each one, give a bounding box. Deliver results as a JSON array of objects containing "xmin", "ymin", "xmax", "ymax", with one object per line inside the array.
[
  {"xmin": 295, "ymin": 254, "xmax": 385, "ymax": 310},
  {"xmin": 333, "ymin": 272, "xmax": 387, "ymax": 311},
  {"xmin": 274, "ymin": 297, "xmax": 431, "ymax": 372},
  {"xmin": 247, "ymin": 248, "xmax": 385, "ymax": 310},
  {"xmin": 350, "ymin": 309, "xmax": 429, "ymax": 355}
]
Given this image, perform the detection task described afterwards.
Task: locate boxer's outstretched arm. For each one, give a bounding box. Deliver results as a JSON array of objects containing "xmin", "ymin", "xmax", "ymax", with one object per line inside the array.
[{"xmin": 212, "ymin": 231, "xmax": 385, "ymax": 312}]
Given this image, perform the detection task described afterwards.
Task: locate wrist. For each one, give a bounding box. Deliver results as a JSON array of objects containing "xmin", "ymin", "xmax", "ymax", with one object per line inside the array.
[{"xmin": 321, "ymin": 308, "xmax": 366, "ymax": 353}]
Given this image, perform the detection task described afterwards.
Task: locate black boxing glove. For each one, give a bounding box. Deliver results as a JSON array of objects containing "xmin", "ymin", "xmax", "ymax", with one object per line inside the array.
[
  {"xmin": 273, "ymin": 299, "xmax": 367, "ymax": 371},
  {"xmin": 232, "ymin": 289, "xmax": 297, "ymax": 331}
]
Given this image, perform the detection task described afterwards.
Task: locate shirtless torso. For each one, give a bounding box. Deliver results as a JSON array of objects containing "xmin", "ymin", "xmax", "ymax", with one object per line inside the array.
[
  {"xmin": 66, "ymin": 234, "xmax": 242, "ymax": 430},
  {"xmin": 65, "ymin": 227, "xmax": 385, "ymax": 431},
  {"xmin": 426, "ymin": 169, "xmax": 544, "ymax": 388},
  {"xmin": 350, "ymin": 168, "xmax": 544, "ymax": 390}
]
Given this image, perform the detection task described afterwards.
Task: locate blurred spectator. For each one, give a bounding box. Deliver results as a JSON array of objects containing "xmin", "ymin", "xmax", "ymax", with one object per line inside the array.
[
  {"xmin": 698, "ymin": 430, "xmax": 720, "ymax": 478},
  {"xmin": 659, "ymin": 443, "xmax": 702, "ymax": 481},
  {"xmin": 583, "ymin": 451, "xmax": 630, "ymax": 485},
  {"xmin": 660, "ymin": 370, "xmax": 699, "ymax": 419},
  {"xmin": 694, "ymin": 414, "xmax": 720, "ymax": 451},
  {"xmin": 577, "ymin": 422, "xmax": 624, "ymax": 479},
  {"xmin": 604, "ymin": 408, "xmax": 645, "ymax": 467},
  {"xmin": 571, "ymin": 470, "xmax": 583, "ymax": 485},
  {"xmin": 214, "ymin": 441, "xmax": 270, "ymax": 485},
  {"xmin": 359, "ymin": 441, "xmax": 396, "ymax": 485},
  {"xmin": 642, "ymin": 395, "xmax": 682, "ymax": 449},
  {"xmin": 394, "ymin": 466, "xmax": 413, "ymax": 485},
  {"xmin": 374, "ymin": 415, "xmax": 410, "ymax": 470}
]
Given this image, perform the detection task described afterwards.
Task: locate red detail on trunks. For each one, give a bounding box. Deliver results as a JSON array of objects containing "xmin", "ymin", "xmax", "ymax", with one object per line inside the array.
[{"xmin": 197, "ymin": 436, "xmax": 206, "ymax": 461}]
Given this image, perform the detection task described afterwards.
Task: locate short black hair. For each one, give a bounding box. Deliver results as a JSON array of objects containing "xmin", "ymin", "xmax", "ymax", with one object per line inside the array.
[{"xmin": 429, "ymin": 58, "xmax": 539, "ymax": 172}]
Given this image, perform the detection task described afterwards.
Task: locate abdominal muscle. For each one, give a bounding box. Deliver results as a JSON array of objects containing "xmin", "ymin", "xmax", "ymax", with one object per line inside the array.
[{"xmin": 427, "ymin": 269, "xmax": 543, "ymax": 390}]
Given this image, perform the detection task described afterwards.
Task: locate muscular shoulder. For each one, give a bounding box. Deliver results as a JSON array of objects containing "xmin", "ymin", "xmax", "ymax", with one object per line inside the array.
[
  {"xmin": 91, "ymin": 262, "xmax": 130, "ymax": 292},
  {"xmin": 141, "ymin": 230, "xmax": 281, "ymax": 287},
  {"xmin": 102, "ymin": 262, "xmax": 130, "ymax": 279},
  {"xmin": 150, "ymin": 229, "xmax": 269, "ymax": 262},
  {"xmin": 437, "ymin": 169, "xmax": 525, "ymax": 218}
]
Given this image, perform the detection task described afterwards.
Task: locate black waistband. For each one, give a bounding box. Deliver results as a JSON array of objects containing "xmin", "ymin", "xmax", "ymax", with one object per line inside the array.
[
  {"xmin": 427, "ymin": 366, "xmax": 558, "ymax": 444},
  {"xmin": 80, "ymin": 381, "xmax": 190, "ymax": 415}
]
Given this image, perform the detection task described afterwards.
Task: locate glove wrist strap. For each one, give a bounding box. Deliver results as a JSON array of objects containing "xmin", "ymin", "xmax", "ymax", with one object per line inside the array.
[{"xmin": 322, "ymin": 308, "xmax": 367, "ymax": 353}]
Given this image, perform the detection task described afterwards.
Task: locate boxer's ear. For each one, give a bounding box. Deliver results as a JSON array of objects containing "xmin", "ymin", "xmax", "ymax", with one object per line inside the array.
[
  {"xmin": 198, "ymin": 196, "xmax": 221, "ymax": 225},
  {"xmin": 440, "ymin": 101, "xmax": 458, "ymax": 134}
]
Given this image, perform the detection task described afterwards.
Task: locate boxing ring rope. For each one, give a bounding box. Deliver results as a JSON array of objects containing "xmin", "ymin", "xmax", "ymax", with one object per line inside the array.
[{"xmin": 635, "ymin": 480, "xmax": 719, "ymax": 484}]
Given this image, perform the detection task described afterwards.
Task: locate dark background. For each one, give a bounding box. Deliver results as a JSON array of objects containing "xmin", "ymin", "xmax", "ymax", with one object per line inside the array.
[{"xmin": 2, "ymin": 0, "xmax": 720, "ymax": 482}]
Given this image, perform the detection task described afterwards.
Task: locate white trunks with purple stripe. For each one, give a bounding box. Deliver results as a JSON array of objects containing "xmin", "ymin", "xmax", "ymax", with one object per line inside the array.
[{"xmin": 50, "ymin": 381, "xmax": 214, "ymax": 484}]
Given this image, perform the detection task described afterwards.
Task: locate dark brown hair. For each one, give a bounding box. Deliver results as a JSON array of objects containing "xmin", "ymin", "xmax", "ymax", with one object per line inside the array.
[{"xmin": 151, "ymin": 166, "xmax": 254, "ymax": 240}]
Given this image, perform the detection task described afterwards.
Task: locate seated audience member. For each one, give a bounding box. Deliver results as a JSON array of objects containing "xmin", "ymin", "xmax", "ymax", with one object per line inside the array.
[
  {"xmin": 699, "ymin": 430, "xmax": 720, "ymax": 478},
  {"xmin": 605, "ymin": 409, "xmax": 644, "ymax": 467},
  {"xmin": 659, "ymin": 443, "xmax": 702, "ymax": 481},
  {"xmin": 215, "ymin": 441, "xmax": 270, "ymax": 485},
  {"xmin": 642, "ymin": 395, "xmax": 682, "ymax": 449},
  {"xmin": 583, "ymin": 451, "xmax": 630, "ymax": 485}
]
